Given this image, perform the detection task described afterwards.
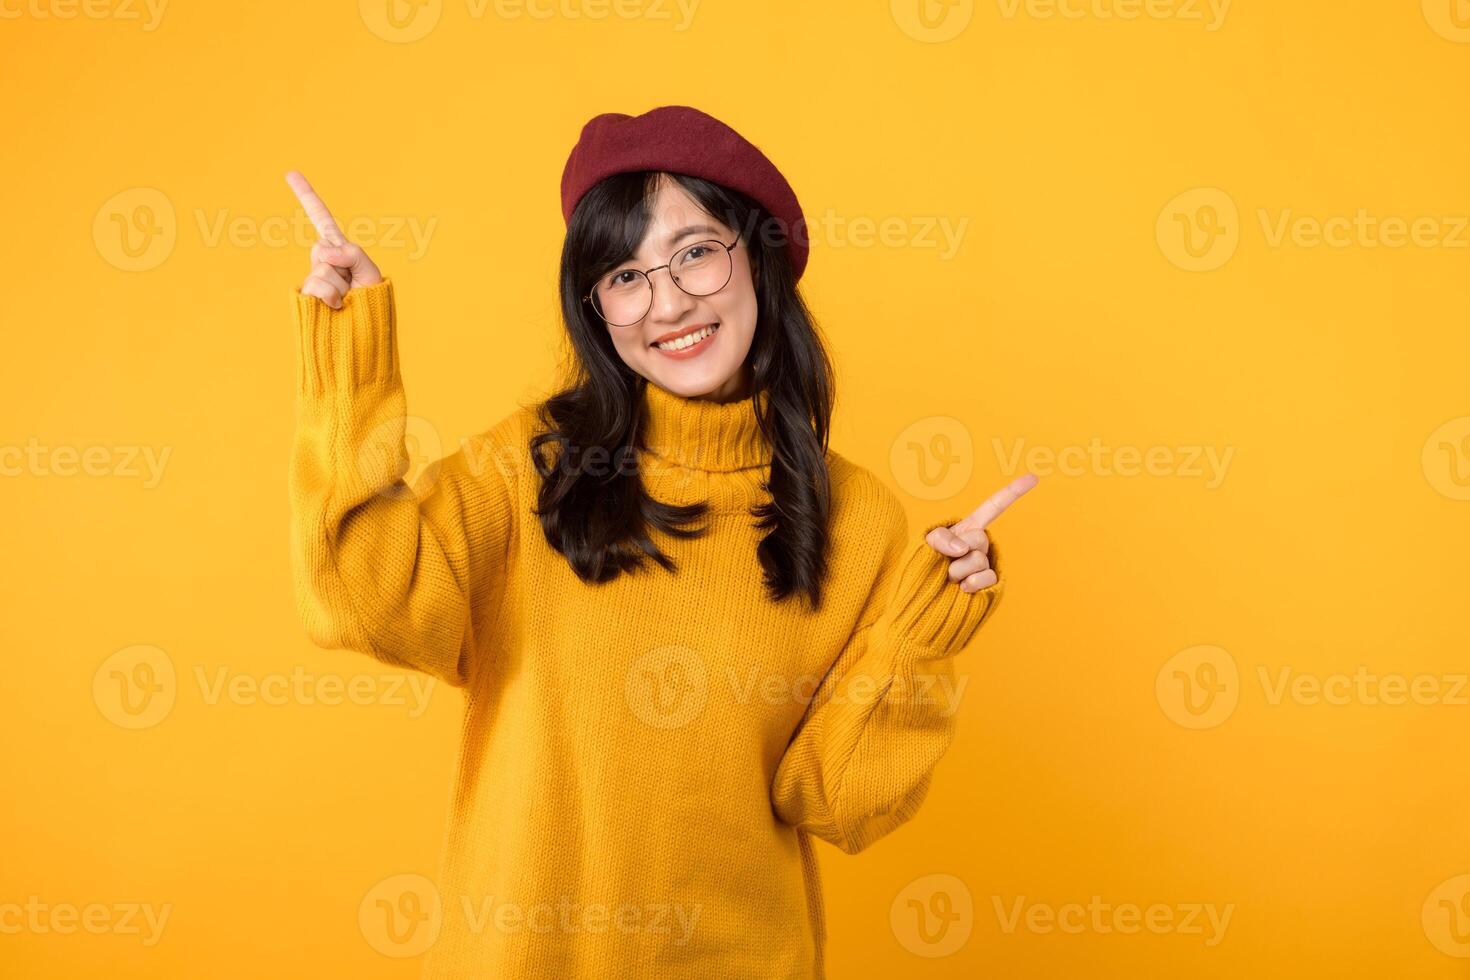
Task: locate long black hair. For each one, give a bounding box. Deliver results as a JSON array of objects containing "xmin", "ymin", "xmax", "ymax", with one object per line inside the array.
[{"xmin": 528, "ymin": 170, "xmax": 836, "ymax": 610}]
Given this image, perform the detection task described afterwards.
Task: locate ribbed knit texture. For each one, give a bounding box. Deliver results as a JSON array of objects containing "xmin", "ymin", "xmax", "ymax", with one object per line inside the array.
[{"xmin": 288, "ymin": 279, "xmax": 1006, "ymax": 978}]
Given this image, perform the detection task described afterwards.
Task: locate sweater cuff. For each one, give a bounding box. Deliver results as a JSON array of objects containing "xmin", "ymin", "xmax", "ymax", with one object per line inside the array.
[
  {"xmin": 293, "ymin": 278, "xmax": 399, "ymax": 395},
  {"xmin": 880, "ymin": 515, "xmax": 1005, "ymax": 659}
]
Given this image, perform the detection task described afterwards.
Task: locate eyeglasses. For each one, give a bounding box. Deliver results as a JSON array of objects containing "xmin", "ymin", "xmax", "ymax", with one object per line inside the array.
[{"xmin": 583, "ymin": 236, "xmax": 741, "ymax": 327}]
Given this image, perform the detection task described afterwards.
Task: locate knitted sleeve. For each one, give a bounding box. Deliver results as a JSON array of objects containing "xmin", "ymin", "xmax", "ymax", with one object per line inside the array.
[
  {"xmin": 288, "ymin": 278, "xmax": 519, "ymax": 689},
  {"xmin": 770, "ymin": 489, "xmax": 1004, "ymax": 854}
]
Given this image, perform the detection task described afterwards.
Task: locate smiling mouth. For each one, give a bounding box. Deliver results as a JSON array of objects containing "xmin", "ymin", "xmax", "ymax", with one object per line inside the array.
[{"xmin": 651, "ymin": 323, "xmax": 719, "ymax": 351}]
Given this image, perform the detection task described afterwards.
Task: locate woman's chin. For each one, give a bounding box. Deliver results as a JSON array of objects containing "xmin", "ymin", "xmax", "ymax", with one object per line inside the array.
[{"xmin": 648, "ymin": 362, "xmax": 743, "ymax": 399}]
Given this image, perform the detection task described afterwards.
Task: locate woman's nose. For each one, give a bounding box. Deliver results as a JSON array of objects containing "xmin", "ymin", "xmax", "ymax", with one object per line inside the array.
[{"xmin": 646, "ymin": 266, "xmax": 696, "ymax": 322}]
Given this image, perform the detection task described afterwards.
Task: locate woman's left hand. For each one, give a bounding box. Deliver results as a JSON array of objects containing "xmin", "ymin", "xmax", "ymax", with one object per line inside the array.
[{"xmin": 926, "ymin": 473, "xmax": 1038, "ymax": 592}]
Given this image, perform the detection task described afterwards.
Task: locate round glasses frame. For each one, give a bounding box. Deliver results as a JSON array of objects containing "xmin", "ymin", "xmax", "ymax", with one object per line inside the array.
[{"xmin": 582, "ymin": 235, "xmax": 742, "ymax": 327}]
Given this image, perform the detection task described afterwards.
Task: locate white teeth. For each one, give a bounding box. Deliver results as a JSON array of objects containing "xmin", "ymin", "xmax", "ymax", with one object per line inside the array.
[{"xmin": 656, "ymin": 324, "xmax": 717, "ymax": 351}]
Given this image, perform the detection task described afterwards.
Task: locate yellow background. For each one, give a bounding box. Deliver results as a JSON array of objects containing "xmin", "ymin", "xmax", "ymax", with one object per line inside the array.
[{"xmin": 2, "ymin": 0, "xmax": 1467, "ymax": 976}]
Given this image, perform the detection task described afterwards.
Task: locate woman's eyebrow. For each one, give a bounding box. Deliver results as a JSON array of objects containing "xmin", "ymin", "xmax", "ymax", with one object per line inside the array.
[
  {"xmin": 612, "ymin": 223, "xmax": 728, "ymax": 270},
  {"xmin": 660, "ymin": 223, "xmax": 724, "ymax": 250}
]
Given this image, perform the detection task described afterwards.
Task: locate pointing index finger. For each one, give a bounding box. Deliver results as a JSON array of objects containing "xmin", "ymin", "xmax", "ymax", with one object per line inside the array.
[
  {"xmin": 960, "ymin": 472, "xmax": 1038, "ymax": 531},
  {"xmin": 285, "ymin": 170, "xmax": 346, "ymax": 246}
]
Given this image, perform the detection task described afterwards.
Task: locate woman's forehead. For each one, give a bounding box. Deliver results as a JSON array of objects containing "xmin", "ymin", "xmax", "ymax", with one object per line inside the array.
[{"xmin": 638, "ymin": 181, "xmax": 731, "ymax": 252}]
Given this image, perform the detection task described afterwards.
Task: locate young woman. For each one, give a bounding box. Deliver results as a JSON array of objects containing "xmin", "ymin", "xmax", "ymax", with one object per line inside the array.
[{"xmin": 286, "ymin": 105, "xmax": 1034, "ymax": 979}]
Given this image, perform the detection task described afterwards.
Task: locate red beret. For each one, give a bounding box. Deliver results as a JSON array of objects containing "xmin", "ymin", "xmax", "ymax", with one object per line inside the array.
[{"xmin": 560, "ymin": 104, "xmax": 809, "ymax": 281}]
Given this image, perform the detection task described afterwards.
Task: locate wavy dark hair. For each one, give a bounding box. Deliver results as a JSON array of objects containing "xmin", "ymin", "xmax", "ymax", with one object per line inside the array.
[{"xmin": 529, "ymin": 170, "xmax": 836, "ymax": 609}]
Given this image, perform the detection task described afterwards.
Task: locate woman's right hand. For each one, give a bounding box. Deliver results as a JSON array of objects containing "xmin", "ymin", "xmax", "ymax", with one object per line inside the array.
[{"xmin": 285, "ymin": 170, "xmax": 383, "ymax": 309}]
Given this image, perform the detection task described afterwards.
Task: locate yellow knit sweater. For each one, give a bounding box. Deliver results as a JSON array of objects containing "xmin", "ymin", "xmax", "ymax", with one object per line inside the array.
[{"xmin": 288, "ymin": 279, "xmax": 1006, "ymax": 978}]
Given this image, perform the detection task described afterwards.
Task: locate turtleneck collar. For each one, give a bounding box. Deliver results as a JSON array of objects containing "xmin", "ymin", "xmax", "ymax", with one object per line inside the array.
[{"xmin": 639, "ymin": 380, "xmax": 773, "ymax": 473}]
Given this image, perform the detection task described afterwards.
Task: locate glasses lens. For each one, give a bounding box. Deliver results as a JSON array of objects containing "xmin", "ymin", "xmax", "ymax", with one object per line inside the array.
[
  {"xmin": 592, "ymin": 269, "xmax": 650, "ymax": 326},
  {"xmin": 671, "ymin": 241, "xmax": 732, "ymax": 296}
]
